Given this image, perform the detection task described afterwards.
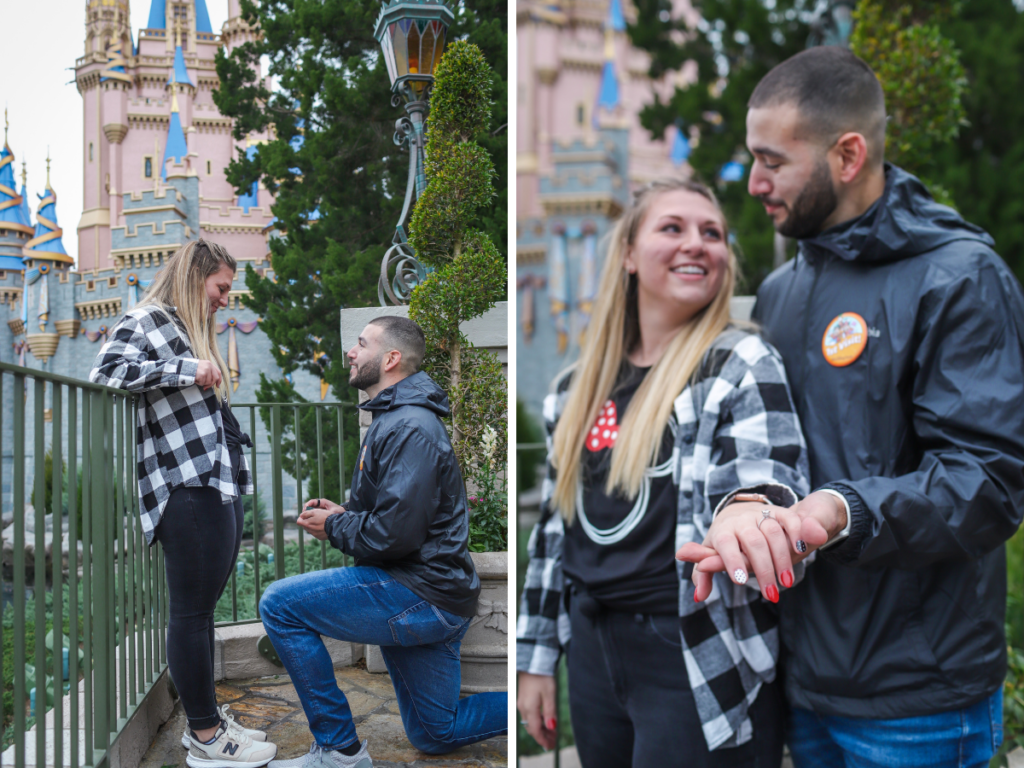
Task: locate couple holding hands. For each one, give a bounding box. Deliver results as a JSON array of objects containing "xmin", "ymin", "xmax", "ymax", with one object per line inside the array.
[{"xmin": 517, "ymin": 46, "xmax": 1024, "ymax": 768}]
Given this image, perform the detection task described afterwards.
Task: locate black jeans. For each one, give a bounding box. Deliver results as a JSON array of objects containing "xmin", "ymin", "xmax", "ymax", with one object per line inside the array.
[
  {"xmin": 157, "ymin": 450, "xmax": 244, "ymax": 730},
  {"xmin": 566, "ymin": 594, "xmax": 785, "ymax": 768}
]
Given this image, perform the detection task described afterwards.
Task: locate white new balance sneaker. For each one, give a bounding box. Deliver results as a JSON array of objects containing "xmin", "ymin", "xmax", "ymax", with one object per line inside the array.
[
  {"xmin": 269, "ymin": 741, "xmax": 372, "ymax": 768},
  {"xmin": 182, "ymin": 705, "xmax": 269, "ymax": 749},
  {"xmin": 185, "ymin": 723, "xmax": 277, "ymax": 768}
]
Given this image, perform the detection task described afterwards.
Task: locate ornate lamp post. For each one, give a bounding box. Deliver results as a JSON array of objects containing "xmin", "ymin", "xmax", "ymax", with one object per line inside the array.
[{"xmin": 374, "ymin": 0, "xmax": 454, "ymax": 305}]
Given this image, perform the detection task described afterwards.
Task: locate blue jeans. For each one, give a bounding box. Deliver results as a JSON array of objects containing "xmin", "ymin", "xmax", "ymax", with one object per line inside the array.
[
  {"xmin": 259, "ymin": 566, "xmax": 507, "ymax": 755},
  {"xmin": 788, "ymin": 689, "xmax": 1003, "ymax": 768}
]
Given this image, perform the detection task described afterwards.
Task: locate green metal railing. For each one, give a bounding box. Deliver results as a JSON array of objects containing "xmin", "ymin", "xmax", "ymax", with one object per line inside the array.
[
  {"xmin": 0, "ymin": 362, "xmax": 162, "ymax": 768},
  {"xmin": 217, "ymin": 402, "xmax": 354, "ymax": 625},
  {"xmin": 0, "ymin": 362, "xmax": 357, "ymax": 768}
]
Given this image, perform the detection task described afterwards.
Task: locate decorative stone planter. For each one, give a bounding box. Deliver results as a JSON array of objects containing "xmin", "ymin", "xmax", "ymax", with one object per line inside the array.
[
  {"xmin": 26, "ymin": 333, "xmax": 60, "ymax": 363},
  {"xmin": 460, "ymin": 551, "xmax": 508, "ymax": 693},
  {"xmin": 365, "ymin": 551, "xmax": 508, "ymax": 693}
]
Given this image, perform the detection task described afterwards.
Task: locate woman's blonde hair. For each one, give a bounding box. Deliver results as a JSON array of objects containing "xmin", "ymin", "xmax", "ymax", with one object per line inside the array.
[
  {"xmin": 550, "ymin": 179, "xmax": 738, "ymax": 522},
  {"xmin": 137, "ymin": 239, "xmax": 235, "ymax": 401}
]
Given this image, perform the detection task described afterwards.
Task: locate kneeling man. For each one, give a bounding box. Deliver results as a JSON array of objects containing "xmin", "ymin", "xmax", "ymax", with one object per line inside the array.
[{"xmin": 262, "ymin": 316, "xmax": 507, "ymax": 768}]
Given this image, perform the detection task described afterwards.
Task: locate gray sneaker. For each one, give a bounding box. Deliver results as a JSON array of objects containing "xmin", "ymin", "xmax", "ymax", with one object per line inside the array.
[
  {"xmin": 269, "ymin": 741, "xmax": 372, "ymax": 768},
  {"xmin": 185, "ymin": 723, "xmax": 277, "ymax": 768},
  {"xmin": 182, "ymin": 705, "xmax": 268, "ymax": 749}
]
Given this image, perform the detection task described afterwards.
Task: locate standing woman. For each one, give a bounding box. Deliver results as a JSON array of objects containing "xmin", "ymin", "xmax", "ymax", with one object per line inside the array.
[
  {"xmin": 90, "ymin": 240, "xmax": 278, "ymax": 768},
  {"xmin": 516, "ymin": 180, "xmax": 810, "ymax": 767}
]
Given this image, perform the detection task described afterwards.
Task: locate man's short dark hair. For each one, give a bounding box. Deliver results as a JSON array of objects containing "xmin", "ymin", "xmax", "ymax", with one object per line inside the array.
[
  {"xmin": 749, "ymin": 47, "xmax": 887, "ymax": 168},
  {"xmin": 369, "ymin": 316, "xmax": 426, "ymax": 373}
]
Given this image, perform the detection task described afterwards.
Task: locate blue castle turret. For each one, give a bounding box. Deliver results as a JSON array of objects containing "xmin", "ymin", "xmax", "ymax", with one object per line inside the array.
[{"xmin": 0, "ymin": 114, "xmax": 33, "ymax": 270}]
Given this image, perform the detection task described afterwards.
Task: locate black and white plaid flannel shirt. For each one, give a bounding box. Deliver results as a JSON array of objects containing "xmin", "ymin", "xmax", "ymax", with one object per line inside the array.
[
  {"xmin": 516, "ymin": 328, "xmax": 811, "ymax": 750},
  {"xmin": 89, "ymin": 305, "xmax": 253, "ymax": 545}
]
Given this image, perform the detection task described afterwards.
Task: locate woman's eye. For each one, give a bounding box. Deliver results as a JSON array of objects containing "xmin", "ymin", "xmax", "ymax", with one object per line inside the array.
[
  {"xmin": 661, "ymin": 223, "xmax": 681, "ymax": 233},
  {"xmin": 763, "ymin": 162, "xmax": 780, "ymax": 171},
  {"xmin": 704, "ymin": 229, "xmax": 722, "ymax": 240}
]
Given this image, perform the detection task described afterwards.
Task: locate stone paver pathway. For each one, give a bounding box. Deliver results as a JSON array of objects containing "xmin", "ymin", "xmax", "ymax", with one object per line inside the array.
[{"xmin": 139, "ymin": 663, "xmax": 507, "ymax": 768}]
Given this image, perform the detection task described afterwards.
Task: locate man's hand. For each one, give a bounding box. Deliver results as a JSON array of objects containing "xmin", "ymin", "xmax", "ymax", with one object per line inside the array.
[
  {"xmin": 517, "ymin": 672, "xmax": 558, "ymax": 751},
  {"xmin": 297, "ymin": 498, "xmax": 346, "ymax": 541},
  {"xmin": 677, "ymin": 492, "xmax": 847, "ymax": 601}
]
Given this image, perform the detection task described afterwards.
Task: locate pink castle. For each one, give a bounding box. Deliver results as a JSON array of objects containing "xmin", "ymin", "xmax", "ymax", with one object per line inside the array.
[{"xmin": 75, "ymin": 0, "xmax": 274, "ymax": 272}]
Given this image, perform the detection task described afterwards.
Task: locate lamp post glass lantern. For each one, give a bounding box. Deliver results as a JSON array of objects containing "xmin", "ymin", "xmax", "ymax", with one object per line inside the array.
[{"xmin": 374, "ymin": 0, "xmax": 454, "ymax": 306}]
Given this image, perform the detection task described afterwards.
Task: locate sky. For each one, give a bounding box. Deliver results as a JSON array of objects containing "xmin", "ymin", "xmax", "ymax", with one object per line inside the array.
[{"xmin": 0, "ymin": 0, "xmax": 231, "ymax": 265}]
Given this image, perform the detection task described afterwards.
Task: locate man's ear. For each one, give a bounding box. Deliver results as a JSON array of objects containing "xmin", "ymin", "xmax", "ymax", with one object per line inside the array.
[
  {"xmin": 833, "ymin": 132, "xmax": 869, "ymax": 184},
  {"xmin": 383, "ymin": 349, "xmax": 403, "ymax": 374}
]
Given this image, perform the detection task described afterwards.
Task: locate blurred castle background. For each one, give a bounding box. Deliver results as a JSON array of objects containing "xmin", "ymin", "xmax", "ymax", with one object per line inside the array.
[{"xmin": 516, "ymin": 0, "xmax": 698, "ymax": 417}]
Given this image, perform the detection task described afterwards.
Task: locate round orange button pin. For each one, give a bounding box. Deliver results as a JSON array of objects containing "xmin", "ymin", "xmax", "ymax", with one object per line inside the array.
[{"xmin": 822, "ymin": 312, "xmax": 867, "ymax": 367}]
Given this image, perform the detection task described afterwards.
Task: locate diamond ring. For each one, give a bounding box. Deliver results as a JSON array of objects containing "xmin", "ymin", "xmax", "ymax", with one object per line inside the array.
[{"xmin": 756, "ymin": 507, "xmax": 774, "ymax": 530}]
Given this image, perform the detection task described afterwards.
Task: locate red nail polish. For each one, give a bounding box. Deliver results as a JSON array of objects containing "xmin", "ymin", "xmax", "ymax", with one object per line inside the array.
[
  {"xmin": 765, "ymin": 584, "xmax": 779, "ymax": 603},
  {"xmin": 547, "ymin": 718, "xmax": 557, "ymax": 731},
  {"xmin": 781, "ymin": 570, "xmax": 794, "ymax": 589},
  {"xmin": 694, "ymin": 592, "xmax": 701, "ymax": 603}
]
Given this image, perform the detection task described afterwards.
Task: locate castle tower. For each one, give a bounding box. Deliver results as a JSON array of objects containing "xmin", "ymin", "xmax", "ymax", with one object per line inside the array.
[
  {"xmin": 0, "ymin": 113, "xmax": 34, "ymax": 268},
  {"xmin": 516, "ymin": 0, "xmax": 700, "ymax": 413}
]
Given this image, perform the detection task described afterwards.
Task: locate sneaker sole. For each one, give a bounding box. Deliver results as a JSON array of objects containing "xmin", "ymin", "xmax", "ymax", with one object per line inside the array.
[
  {"xmin": 184, "ymin": 734, "xmax": 268, "ymax": 749},
  {"xmin": 186, "ymin": 751, "xmax": 276, "ymax": 768}
]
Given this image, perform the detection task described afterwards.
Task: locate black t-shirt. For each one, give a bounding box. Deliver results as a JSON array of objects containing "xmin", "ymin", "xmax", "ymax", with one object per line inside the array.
[{"xmin": 562, "ymin": 363, "xmax": 680, "ymax": 614}]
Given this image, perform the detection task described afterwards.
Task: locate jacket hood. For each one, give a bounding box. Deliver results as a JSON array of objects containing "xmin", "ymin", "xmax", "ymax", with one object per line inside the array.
[
  {"xmin": 359, "ymin": 370, "xmax": 450, "ymax": 416},
  {"xmin": 801, "ymin": 164, "xmax": 994, "ymax": 264}
]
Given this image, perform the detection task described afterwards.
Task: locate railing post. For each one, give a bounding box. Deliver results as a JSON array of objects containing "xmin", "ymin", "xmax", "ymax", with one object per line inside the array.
[
  {"xmin": 51, "ymin": 383, "xmax": 64, "ymax": 768},
  {"xmin": 250, "ymin": 407, "xmax": 262, "ymax": 618},
  {"xmin": 13, "ymin": 372, "xmax": 26, "ymax": 768},
  {"xmin": 33, "ymin": 378, "xmax": 46, "ymax": 768},
  {"xmin": 91, "ymin": 389, "xmax": 110, "ymax": 753},
  {"xmin": 272, "ymin": 405, "xmax": 285, "ymax": 581},
  {"xmin": 294, "ymin": 405, "xmax": 304, "ymax": 573},
  {"xmin": 68, "ymin": 386, "xmax": 79, "ymax": 768},
  {"xmin": 316, "ymin": 407, "xmax": 327, "ymax": 570}
]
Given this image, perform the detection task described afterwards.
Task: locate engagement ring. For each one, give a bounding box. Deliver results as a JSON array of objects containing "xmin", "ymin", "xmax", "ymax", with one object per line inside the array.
[{"xmin": 756, "ymin": 507, "xmax": 774, "ymax": 530}]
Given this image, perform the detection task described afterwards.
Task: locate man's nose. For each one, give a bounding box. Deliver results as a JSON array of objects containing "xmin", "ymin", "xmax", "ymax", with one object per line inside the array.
[{"xmin": 748, "ymin": 164, "xmax": 772, "ymax": 197}]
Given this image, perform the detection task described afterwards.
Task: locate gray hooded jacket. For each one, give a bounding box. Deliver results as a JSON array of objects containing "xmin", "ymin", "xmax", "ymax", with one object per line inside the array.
[
  {"xmin": 325, "ymin": 371, "xmax": 481, "ymax": 618},
  {"xmin": 756, "ymin": 164, "xmax": 1024, "ymax": 718}
]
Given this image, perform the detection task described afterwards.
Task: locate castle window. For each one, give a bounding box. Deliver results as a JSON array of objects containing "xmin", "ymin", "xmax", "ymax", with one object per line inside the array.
[
  {"xmin": 86, "ymin": 280, "xmax": 96, "ymax": 292},
  {"xmin": 144, "ymin": 156, "xmax": 153, "ymax": 178},
  {"xmin": 576, "ymin": 104, "xmax": 586, "ymax": 126},
  {"xmin": 108, "ymin": 277, "xmax": 118, "ymax": 288},
  {"xmin": 0, "ymin": 271, "xmax": 7, "ymax": 280},
  {"xmin": 207, "ymin": 160, "xmax": 212, "ymax": 175},
  {"xmin": 89, "ymin": 143, "xmax": 94, "ymax": 162}
]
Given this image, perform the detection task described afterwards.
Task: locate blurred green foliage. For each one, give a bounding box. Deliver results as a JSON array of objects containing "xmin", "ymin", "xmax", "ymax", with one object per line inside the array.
[{"xmin": 407, "ymin": 42, "xmax": 507, "ymax": 549}]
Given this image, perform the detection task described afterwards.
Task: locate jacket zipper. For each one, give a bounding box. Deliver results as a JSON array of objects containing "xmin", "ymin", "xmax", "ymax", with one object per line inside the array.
[{"xmin": 800, "ymin": 249, "xmax": 824, "ymax": 398}]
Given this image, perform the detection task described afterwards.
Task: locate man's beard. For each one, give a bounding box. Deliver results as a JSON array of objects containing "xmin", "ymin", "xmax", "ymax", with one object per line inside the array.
[
  {"xmin": 769, "ymin": 158, "xmax": 839, "ymax": 240},
  {"xmin": 348, "ymin": 353, "xmax": 384, "ymax": 391}
]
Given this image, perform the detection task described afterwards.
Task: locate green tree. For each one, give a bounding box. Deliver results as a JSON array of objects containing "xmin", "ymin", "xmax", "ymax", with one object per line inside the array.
[
  {"xmin": 931, "ymin": 0, "xmax": 1024, "ymax": 282},
  {"xmin": 213, "ymin": 0, "xmax": 507, "ymax": 400},
  {"xmin": 628, "ymin": 0, "xmax": 812, "ymax": 290},
  {"xmin": 407, "ymin": 41, "xmax": 507, "ymax": 550},
  {"xmin": 849, "ymin": 0, "xmax": 966, "ymax": 203}
]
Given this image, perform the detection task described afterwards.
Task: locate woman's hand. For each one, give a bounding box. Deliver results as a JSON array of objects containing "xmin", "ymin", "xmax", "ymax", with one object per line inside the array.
[
  {"xmin": 678, "ymin": 501, "xmax": 812, "ymax": 603},
  {"xmin": 195, "ymin": 360, "xmax": 222, "ymax": 390},
  {"xmin": 517, "ymin": 672, "xmax": 558, "ymax": 751},
  {"xmin": 677, "ymin": 495, "xmax": 841, "ymax": 601}
]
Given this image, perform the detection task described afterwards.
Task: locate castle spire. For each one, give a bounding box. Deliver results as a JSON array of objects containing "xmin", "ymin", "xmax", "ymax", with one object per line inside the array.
[
  {"xmin": 167, "ymin": 16, "xmax": 195, "ymax": 89},
  {"xmin": 162, "ymin": 84, "xmax": 189, "ymax": 180},
  {"xmin": 23, "ymin": 154, "xmax": 72, "ymax": 264},
  {"xmin": 19, "ymin": 161, "xmax": 31, "ymax": 229},
  {"xmin": 0, "ymin": 111, "xmax": 35, "ymax": 246}
]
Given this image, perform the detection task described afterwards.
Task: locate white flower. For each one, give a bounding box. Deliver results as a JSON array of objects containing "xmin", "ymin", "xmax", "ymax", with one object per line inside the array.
[{"xmin": 481, "ymin": 426, "xmax": 498, "ymax": 468}]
